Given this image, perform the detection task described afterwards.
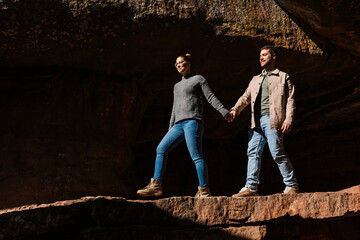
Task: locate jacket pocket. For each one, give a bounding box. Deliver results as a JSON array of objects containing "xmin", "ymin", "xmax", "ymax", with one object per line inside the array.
[{"xmin": 277, "ymin": 83, "xmax": 285, "ymax": 96}]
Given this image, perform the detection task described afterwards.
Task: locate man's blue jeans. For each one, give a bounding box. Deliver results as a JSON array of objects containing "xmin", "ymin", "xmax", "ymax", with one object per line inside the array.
[
  {"xmin": 153, "ymin": 119, "xmax": 208, "ymax": 187},
  {"xmin": 246, "ymin": 115, "xmax": 298, "ymax": 189}
]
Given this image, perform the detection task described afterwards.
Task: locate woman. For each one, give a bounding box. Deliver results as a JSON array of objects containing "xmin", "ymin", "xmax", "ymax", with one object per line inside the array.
[{"xmin": 137, "ymin": 54, "xmax": 232, "ymax": 198}]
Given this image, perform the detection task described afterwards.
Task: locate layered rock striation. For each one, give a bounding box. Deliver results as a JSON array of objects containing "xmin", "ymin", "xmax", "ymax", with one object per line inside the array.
[
  {"xmin": 0, "ymin": 185, "xmax": 359, "ymax": 239},
  {"xmin": 0, "ymin": 0, "xmax": 359, "ymax": 211}
]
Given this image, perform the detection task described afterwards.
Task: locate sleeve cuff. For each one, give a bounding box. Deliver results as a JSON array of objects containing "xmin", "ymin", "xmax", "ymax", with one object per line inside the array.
[{"xmin": 220, "ymin": 108, "xmax": 229, "ymax": 117}]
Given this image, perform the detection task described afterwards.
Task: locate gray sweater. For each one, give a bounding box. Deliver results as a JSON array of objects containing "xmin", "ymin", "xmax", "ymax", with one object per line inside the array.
[{"xmin": 169, "ymin": 74, "xmax": 229, "ymax": 129}]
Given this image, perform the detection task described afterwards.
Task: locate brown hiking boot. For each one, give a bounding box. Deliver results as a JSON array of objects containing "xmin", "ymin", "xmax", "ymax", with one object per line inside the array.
[
  {"xmin": 232, "ymin": 186, "xmax": 258, "ymax": 197},
  {"xmin": 283, "ymin": 186, "xmax": 299, "ymax": 194},
  {"xmin": 194, "ymin": 186, "xmax": 211, "ymax": 198},
  {"xmin": 136, "ymin": 178, "xmax": 163, "ymax": 197}
]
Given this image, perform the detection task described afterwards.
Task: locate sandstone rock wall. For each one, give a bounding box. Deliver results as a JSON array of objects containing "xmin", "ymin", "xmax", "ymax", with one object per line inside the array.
[
  {"xmin": 0, "ymin": 0, "xmax": 359, "ymax": 210},
  {"xmin": 275, "ymin": 0, "xmax": 360, "ymax": 57},
  {"xmin": 0, "ymin": 186, "xmax": 359, "ymax": 239}
]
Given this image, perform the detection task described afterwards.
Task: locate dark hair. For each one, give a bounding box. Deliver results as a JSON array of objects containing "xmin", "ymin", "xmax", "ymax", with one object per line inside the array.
[
  {"xmin": 260, "ymin": 45, "xmax": 277, "ymax": 56},
  {"xmin": 178, "ymin": 53, "xmax": 192, "ymax": 65}
]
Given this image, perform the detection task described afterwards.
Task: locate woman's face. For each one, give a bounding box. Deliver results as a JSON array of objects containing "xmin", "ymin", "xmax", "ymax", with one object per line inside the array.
[{"xmin": 175, "ymin": 57, "xmax": 191, "ymax": 76}]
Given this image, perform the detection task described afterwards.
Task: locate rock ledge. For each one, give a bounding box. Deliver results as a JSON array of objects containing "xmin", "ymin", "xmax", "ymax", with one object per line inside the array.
[{"xmin": 1, "ymin": 185, "xmax": 359, "ymax": 239}]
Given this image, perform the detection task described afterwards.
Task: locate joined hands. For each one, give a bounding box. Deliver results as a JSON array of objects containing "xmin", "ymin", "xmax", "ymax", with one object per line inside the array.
[{"xmin": 224, "ymin": 110, "xmax": 237, "ymax": 123}]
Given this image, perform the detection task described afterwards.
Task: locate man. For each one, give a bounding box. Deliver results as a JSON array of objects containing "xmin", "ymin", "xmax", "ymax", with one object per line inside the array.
[{"xmin": 230, "ymin": 45, "xmax": 299, "ymax": 197}]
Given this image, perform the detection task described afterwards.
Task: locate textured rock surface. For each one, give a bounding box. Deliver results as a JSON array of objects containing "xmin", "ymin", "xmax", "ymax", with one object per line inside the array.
[
  {"xmin": 0, "ymin": 185, "xmax": 359, "ymax": 239},
  {"xmin": 0, "ymin": 0, "xmax": 359, "ymax": 210},
  {"xmin": 275, "ymin": 0, "xmax": 360, "ymax": 57},
  {"xmin": 0, "ymin": 0, "xmax": 320, "ymax": 73}
]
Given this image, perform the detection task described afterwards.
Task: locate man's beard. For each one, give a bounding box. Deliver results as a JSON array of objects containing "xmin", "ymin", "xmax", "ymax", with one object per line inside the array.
[{"xmin": 261, "ymin": 60, "xmax": 273, "ymax": 69}]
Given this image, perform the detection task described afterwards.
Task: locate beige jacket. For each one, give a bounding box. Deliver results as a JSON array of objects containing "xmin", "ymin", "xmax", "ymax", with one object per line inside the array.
[{"xmin": 231, "ymin": 69, "xmax": 295, "ymax": 130}]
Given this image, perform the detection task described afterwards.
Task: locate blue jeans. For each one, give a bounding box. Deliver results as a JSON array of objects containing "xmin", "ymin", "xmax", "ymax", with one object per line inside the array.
[
  {"xmin": 153, "ymin": 119, "xmax": 208, "ymax": 187},
  {"xmin": 246, "ymin": 115, "xmax": 298, "ymax": 189}
]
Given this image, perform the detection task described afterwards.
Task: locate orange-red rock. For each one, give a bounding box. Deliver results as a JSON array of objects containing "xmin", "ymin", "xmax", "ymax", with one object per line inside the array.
[
  {"xmin": 0, "ymin": 0, "xmax": 358, "ymax": 218},
  {"xmin": 0, "ymin": 185, "xmax": 359, "ymax": 239}
]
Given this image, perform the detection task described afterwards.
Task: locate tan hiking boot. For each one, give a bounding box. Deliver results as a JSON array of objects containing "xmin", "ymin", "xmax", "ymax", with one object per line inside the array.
[
  {"xmin": 232, "ymin": 186, "xmax": 258, "ymax": 197},
  {"xmin": 136, "ymin": 178, "xmax": 163, "ymax": 197},
  {"xmin": 283, "ymin": 186, "xmax": 299, "ymax": 194},
  {"xmin": 195, "ymin": 186, "xmax": 211, "ymax": 198}
]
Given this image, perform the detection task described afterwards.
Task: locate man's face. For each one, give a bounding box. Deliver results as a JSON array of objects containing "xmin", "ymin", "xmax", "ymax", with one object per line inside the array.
[{"xmin": 259, "ymin": 49, "xmax": 275, "ymax": 69}]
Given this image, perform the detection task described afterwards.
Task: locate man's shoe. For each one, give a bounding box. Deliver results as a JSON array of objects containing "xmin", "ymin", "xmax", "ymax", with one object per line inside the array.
[
  {"xmin": 232, "ymin": 186, "xmax": 258, "ymax": 197},
  {"xmin": 136, "ymin": 178, "xmax": 163, "ymax": 197},
  {"xmin": 283, "ymin": 186, "xmax": 299, "ymax": 194},
  {"xmin": 195, "ymin": 186, "xmax": 211, "ymax": 198}
]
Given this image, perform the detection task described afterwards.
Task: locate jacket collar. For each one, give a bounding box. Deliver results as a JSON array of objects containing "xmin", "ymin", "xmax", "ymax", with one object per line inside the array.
[{"xmin": 259, "ymin": 68, "xmax": 280, "ymax": 77}]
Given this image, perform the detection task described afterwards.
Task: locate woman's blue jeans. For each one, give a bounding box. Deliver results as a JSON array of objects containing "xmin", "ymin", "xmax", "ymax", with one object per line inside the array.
[
  {"xmin": 246, "ymin": 115, "xmax": 298, "ymax": 189},
  {"xmin": 153, "ymin": 119, "xmax": 208, "ymax": 187}
]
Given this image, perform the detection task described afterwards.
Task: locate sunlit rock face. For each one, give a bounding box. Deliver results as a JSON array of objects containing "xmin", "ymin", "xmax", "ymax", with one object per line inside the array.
[
  {"xmin": 275, "ymin": 0, "xmax": 360, "ymax": 57},
  {"xmin": 0, "ymin": 186, "xmax": 359, "ymax": 239},
  {"xmin": 0, "ymin": 0, "xmax": 359, "ymax": 209}
]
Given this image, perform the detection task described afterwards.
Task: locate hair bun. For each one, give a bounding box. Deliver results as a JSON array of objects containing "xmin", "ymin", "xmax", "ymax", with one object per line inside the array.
[{"xmin": 185, "ymin": 53, "xmax": 192, "ymax": 58}]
